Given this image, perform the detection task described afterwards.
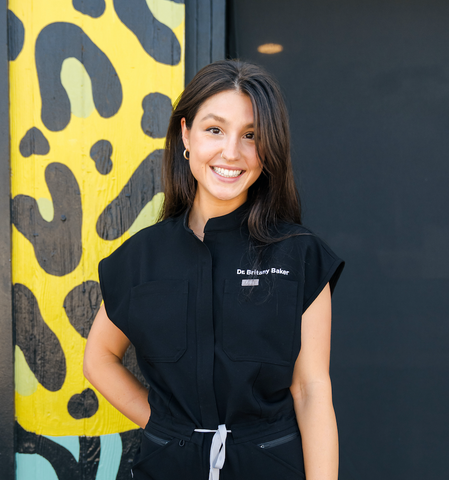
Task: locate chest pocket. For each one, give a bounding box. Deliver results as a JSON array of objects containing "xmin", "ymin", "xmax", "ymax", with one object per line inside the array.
[
  {"xmin": 222, "ymin": 278, "xmax": 298, "ymax": 366},
  {"xmin": 128, "ymin": 280, "xmax": 188, "ymax": 362}
]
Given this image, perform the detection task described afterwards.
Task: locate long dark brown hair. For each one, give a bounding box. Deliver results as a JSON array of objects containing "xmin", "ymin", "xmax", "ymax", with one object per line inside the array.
[{"xmin": 159, "ymin": 59, "xmax": 301, "ymax": 245}]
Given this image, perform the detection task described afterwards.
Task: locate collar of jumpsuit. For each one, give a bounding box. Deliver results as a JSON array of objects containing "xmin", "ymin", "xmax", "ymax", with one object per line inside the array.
[{"xmin": 98, "ymin": 201, "xmax": 344, "ymax": 480}]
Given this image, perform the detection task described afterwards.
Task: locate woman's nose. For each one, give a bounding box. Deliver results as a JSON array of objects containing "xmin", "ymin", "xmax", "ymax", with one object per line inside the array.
[{"xmin": 221, "ymin": 136, "xmax": 240, "ymax": 161}]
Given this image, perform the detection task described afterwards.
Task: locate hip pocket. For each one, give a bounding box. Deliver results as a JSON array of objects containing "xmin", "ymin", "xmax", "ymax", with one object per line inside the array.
[
  {"xmin": 251, "ymin": 429, "xmax": 305, "ymax": 478},
  {"xmin": 132, "ymin": 428, "xmax": 201, "ymax": 480},
  {"xmin": 144, "ymin": 430, "xmax": 172, "ymax": 446},
  {"xmin": 132, "ymin": 433, "xmax": 174, "ymax": 480},
  {"xmin": 222, "ymin": 278, "xmax": 298, "ymax": 365},
  {"xmin": 257, "ymin": 431, "xmax": 300, "ymax": 449},
  {"xmin": 138, "ymin": 430, "xmax": 174, "ymax": 460},
  {"xmin": 128, "ymin": 280, "xmax": 188, "ymax": 362},
  {"xmin": 227, "ymin": 429, "xmax": 305, "ymax": 479}
]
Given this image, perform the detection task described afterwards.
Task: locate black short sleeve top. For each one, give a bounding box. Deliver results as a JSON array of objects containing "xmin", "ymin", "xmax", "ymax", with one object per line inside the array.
[{"xmin": 98, "ymin": 204, "xmax": 344, "ymax": 433}]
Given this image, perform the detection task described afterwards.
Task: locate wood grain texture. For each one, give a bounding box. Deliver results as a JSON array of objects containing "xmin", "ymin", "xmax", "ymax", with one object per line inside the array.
[
  {"xmin": 185, "ymin": 0, "xmax": 226, "ymax": 85},
  {"xmin": 9, "ymin": 1, "xmax": 184, "ymax": 477},
  {"xmin": 10, "ymin": 0, "xmax": 184, "ymax": 444},
  {"xmin": 0, "ymin": 0, "xmax": 14, "ymax": 477}
]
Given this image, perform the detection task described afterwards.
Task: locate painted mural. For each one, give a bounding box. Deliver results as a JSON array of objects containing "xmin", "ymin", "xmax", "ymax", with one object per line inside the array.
[{"xmin": 8, "ymin": 1, "xmax": 185, "ymax": 478}]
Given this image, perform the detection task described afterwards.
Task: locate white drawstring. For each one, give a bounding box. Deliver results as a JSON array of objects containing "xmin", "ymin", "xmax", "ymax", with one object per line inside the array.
[{"xmin": 194, "ymin": 424, "xmax": 231, "ymax": 480}]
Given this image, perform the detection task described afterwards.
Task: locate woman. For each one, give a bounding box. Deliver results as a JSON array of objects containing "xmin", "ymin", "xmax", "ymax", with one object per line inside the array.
[{"xmin": 84, "ymin": 60, "xmax": 344, "ymax": 480}]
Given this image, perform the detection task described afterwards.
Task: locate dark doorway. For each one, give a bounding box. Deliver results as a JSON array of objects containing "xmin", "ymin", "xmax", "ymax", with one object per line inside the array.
[{"xmin": 228, "ymin": 1, "xmax": 449, "ymax": 479}]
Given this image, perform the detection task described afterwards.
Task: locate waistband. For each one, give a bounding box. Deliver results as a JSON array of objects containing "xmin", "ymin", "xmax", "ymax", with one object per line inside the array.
[{"xmin": 146, "ymin": 409, "xmax": 298, "ymax": 445}]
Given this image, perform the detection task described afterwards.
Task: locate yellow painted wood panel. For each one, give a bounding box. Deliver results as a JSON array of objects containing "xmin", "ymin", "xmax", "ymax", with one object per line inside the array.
[{"xmin": 10, "ymin": 0, "xmax": 184, "ymax": 437}]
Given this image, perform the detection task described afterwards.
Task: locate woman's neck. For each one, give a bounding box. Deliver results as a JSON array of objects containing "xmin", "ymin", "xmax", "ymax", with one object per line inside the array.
[{"xmin": 188, "ymin": 192, "xmax": 247, "ymax": 238}]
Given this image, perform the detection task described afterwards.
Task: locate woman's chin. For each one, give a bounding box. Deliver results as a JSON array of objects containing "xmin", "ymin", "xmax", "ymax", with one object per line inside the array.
[{"xmin": 208, "ymin": 190, "xmax": 247, "ymax": 205}]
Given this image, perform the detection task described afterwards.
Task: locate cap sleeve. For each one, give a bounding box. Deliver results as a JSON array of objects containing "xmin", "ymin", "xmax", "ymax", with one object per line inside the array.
[
  {"xmin": 98, "ymin": 254, "xmax": 131, "ymax": 338},
  {"xmin": 301, "ymin": 234, "xmax": 344, "ymax": 313}
]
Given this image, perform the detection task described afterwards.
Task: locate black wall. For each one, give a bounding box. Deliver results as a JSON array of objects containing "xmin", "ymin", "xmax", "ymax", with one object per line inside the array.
[{"xmin": 228, "ymin": 1, "xmax": 449, "ymax": 479}]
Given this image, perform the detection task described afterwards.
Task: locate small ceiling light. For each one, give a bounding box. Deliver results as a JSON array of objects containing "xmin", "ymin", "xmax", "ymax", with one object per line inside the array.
[{"xmin": 257, "ymin": 43, "xmax": 283, "ymax": 54}]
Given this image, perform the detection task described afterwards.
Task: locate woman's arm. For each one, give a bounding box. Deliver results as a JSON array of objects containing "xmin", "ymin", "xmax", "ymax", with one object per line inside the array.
[
  {"xmin": 290, "ymin": 283, "xmax": 339, "ymax": 480},
  {"xmin": 84, "ymin": 304, "xmax": 151, "ymax": 429}
]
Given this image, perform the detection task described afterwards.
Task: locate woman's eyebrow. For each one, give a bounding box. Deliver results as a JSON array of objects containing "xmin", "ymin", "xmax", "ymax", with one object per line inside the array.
[
  {"xmin": 200, "ymin": 113, "xmax": 254, "ymax": 129},
  {"xmin": 200, "ymin": 113, "xmax": 226, "ymax": 123}
]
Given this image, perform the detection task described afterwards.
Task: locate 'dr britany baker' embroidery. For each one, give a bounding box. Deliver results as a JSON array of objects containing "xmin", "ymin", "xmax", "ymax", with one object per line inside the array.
[{"xmin": 236, "ymin": 268, "xmax": 290, "ymax": 276}]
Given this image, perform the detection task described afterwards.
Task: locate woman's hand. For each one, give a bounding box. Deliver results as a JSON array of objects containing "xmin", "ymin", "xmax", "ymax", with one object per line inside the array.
[
  {"xmin": 84, "ymin": 304, "xmax": 151, "ymax": 429},
  {"xmin": 290, "ymin": 283, "xmax": 339, "ymax": 480}
]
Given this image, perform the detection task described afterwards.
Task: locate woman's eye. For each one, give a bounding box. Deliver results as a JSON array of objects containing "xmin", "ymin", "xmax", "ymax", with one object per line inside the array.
[
  {"xmin": 208, "ymin": 127, "xmax": 221, "ymax": 134},
  {"xmin": 245, "ymin": 132, "xmax": 255, "ymax": 140}
]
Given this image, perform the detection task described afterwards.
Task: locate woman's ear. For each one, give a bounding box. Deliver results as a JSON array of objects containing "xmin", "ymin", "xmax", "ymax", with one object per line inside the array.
[{"xmin": 181, "ymin": 118, "xmax": 190, "ymax": 151}]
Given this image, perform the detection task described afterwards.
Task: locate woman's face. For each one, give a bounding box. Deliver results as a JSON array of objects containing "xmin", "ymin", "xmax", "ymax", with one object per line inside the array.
[{"xmin": 181, "ymin": 90, "xmax": 262, "ymax": 208}]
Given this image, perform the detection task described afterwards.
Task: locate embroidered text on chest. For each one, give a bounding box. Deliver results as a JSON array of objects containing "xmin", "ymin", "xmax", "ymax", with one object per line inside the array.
[{"xmin": 236, "ymin": 268, "xmax": 290, "ymax": 276}]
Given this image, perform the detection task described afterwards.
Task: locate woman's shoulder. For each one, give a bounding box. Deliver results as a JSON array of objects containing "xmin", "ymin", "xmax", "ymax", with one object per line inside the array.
[
  {"xmin": 127, "ymin": 216, "xmax": 180, "ymax": 242},
  {"xmin": 275, "ymin": 222, "xmax": 341, "ymax": 259},
  {"xmin": 101, "ymin": 216, "xmax": 181, "ymax": 264},
  {"xmin": 275, "ymin": 222, "xmax": 344, "ymax": 309},
  {"xmin": 275, "ymin": 221, "xmax": 320, "ymax": 242}
]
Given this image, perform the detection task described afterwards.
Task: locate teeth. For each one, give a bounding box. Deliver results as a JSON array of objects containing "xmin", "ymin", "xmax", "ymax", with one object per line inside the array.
[{"xmin": 212, "ymin": 167, "xmax": 243, "ymax": 178}]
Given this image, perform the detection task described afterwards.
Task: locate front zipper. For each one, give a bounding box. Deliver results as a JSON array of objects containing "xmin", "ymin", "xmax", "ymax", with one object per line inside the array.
[
  {"xmin": 257, "ymin": 432, "xmax": 299, "ymax": 449},
  {"xmin": 144, "ymin": 430, "xmax": 171, "ymax": 446}
]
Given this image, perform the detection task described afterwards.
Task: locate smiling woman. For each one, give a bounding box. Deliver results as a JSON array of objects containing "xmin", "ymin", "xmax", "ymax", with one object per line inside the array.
[
  {"xmin": 84, "ymin": 60, "xmax": 344, "ymax": 480},
  {"xmin": 160, "ymin": 60, "xmax": 300, "ymax": 245},
  {"xmin": 181, "ymin": 90, "xmax": 262, "ymax": 235}
]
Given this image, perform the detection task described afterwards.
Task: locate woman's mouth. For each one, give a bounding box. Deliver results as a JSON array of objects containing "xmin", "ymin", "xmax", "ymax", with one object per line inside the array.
[{"xmin": 211, "ymin": 167, "xmax": 243, "ymax": 178}]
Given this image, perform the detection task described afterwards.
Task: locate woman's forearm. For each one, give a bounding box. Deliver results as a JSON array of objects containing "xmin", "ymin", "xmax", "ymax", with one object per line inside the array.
[
  {"xmin": 292, "ymin": 380, "xmax": 339, "ymax": 480},
  {"xmin": 84, "ymin": 305, "xmax": 151, "ymax": 429},
  {"xmin": 84, "ymin": 351, "xmax": 151, "ymax": 429}
]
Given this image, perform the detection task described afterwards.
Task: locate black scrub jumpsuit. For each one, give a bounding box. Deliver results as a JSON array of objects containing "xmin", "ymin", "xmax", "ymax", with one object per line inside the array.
[{"xmin": 99, "ymin": 203, "xmax": 344, "ymax": 480}]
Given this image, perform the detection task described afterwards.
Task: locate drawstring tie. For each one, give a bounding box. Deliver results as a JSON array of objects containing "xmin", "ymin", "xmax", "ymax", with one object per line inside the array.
[{"xmin": 194, "ymin": 424, "xmax": 231, "ymax": 480}]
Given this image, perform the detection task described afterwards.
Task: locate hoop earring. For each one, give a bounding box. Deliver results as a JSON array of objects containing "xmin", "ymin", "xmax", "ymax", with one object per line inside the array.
[{"xmin": 183, "ymin": 149, "xmax": 190, "ymax": 160}]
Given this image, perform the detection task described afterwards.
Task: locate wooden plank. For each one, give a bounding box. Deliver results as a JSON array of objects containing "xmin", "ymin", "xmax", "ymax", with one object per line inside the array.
[
  {"xmin": 0, "ymin": 0, "xmax": 15, "ymax": 478},
  {"xmin": 211, "ymin": 0, "xmax": 226, "ymax": 62},
  {"xmin": 10, "ymin": 0, "xmax": 184, "ymax": 441},
  {"xmin": 185, "ymin": 0, "xmax": 226, "ymax": 85}
]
